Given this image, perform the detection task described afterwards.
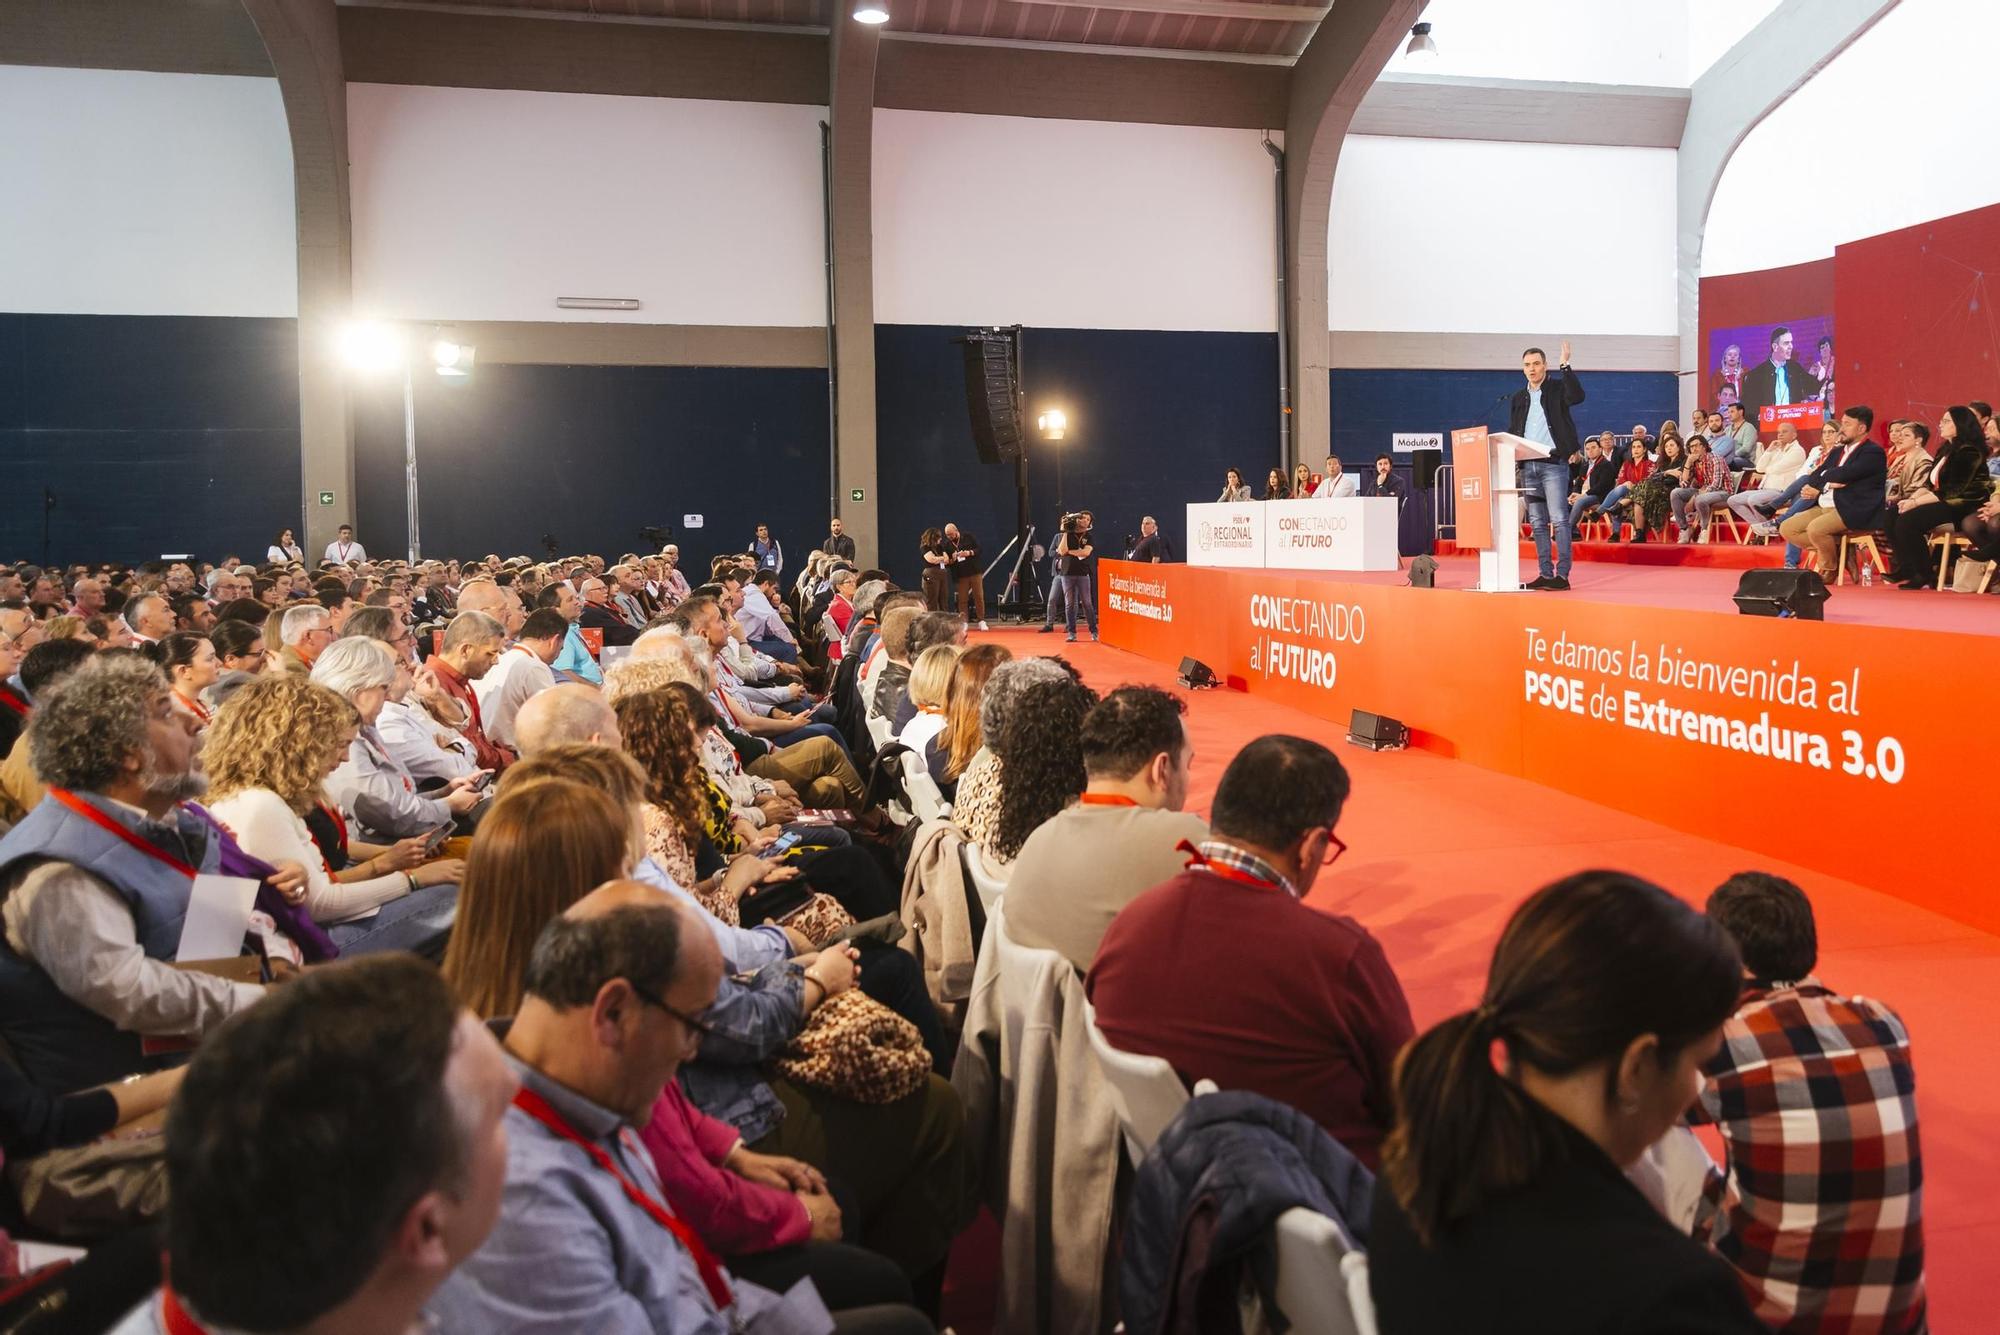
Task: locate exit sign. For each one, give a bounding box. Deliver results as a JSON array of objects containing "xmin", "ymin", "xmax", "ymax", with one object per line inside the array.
[
  {"xmin": 317, "ymin": 490, "xmax": 335, "ymax": 506},
  {"xmin": 849, "ymin": 488, "xmax": 865, "ymax": 502}
]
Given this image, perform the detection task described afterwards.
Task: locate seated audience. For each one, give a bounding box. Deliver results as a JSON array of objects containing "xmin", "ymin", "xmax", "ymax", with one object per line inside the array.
[
  {"xmin": 472, "ymin": 606, "xmax": 565, "ymax": 750},
  {"xmin": 890, "ymin": 613, "xmax": 965, "ymax": 734},
  {"xmin": 1006, "ymin": 685, "xmax": 1207, "ymax": 972},
  {"xmin": 433, "ymin": 885, "xmax": 932, "ymax": 1334},
  {"xmin": 1725, "ymin": 422, "xmax": 1810, "ymax": 530},
  {"xmin": 896, "ymin": 644, "xmax": 960, "ymax": 755},
  {"xmin": 0, "ymin": 639, "xmax": 96, "ymax": 830},
  {"xmin": 967, "ymin": 660, "xmax": 1096, "ymax": 866},
  {"xmin": 1748, "ymin": 420, "xmax": 1839, "ymax": 540},
  {"xmin": 1889, "ymin": 405, "xmax": 1993, "ymax": 588},
  {"xmin": 1670, "ymin": 437, "xmax": 1732, "ymax": 541},
  {"xmin": 575, "ymin": 573, "xmax": 639, "ymax": 648},
  {"xmin": 821, "ymin": 568, "xmax": 859, "ymax": 661},
  {"xmin": 739, "ymin": 569, "xmax": 802, "ymax": 664},
  {"xmin": 429, "ymin": 611, "xmax": 516, "ymax": 772},
  {"xmin": 1565, "ymin": 435, "xmax": 1618, "ymax": 537},
  {"xmin": 316, "ymin": 638, "xmax": 484, "ymax": 841},
  {"xmin": 1370, "ymin": 870, "xmax": 1759, "ymax": 1334},
  {"xmin": 108, "ymin": 954, "xmax": 515, "ymax": 1335},
  {"xmin": 1088, "ymin": 735, "xmax": 1411, "ymax": 1167},
  {"xmin": 1780, "ymin": 407, "xmax": 1887, "ymax": 574},
  {"xmin": 948, "ymin": 655, "xmax": 1068, "ymax": 858},
  {"xmin": 535, "ymin": 581, "xmax": 602, "ymax": 686},
  {"xmin": 868, "ymin": 606, "xmax": 923, "ymax": 724},
  {"xmin": 1597, "ymin": 436, "xmax": 1657, "ymax": 540},
  {"xmin": 155, "ymin": 630, "xmax": 220, "ymax": 727},
  {"xmin": 928, "ymin": 643, "xmax": 1009, "ymax": 801},
  {"xmin": 1696, "ymin": 872, "xmax": 1926, "ymax": 1332},
  {"xmin": 208, "ymin": 616, "xmax": 268, "ymax": 678},
  {"xmin": 1629, "ymin": 436, "xmax": 1688, "ymax": 541},
  {"xmin": 0, "ymin": 655, "xmax": 267, "ymax": 1093},
  {"xmin": 203, "ymin": 674, "xmax": 462, "ymax": 957},
  {"xmin": 272, "ymin": 602, "xmax": 333, "ymax": 674}
]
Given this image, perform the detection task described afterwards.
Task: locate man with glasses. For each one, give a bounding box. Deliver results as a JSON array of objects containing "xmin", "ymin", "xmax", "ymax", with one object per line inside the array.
[
  {"xmin": 272, "ymin": 603, "xmax": 335, "ymax": 675},
  {"xmin": 1086, "ymin": 735, "xmax": 1413, "ymax": 1169},
  {"xmin": 0, "ymin": 607, "xmax": 42, "ymax": 756},
  {"xmin": 434, "ymin": 882, "xmax": 932, "ymax": 1335}
]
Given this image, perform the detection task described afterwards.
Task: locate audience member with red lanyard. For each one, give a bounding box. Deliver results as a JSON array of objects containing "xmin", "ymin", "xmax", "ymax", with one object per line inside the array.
[
  {"xmin": 432, "ymin": 883, "xmax": 935, "ymax": 1334},
  {"xmin": 154, "ymin": 631, "xmax": 220, "ymax": 728},
  {"xmin": 103, "ymin": 955, "xmax": 517, "ymax": 1335},
  {"xmin": 1087, "ymin": 734, "xmax": 1413, "ymax": 1168},
  {"xmin": 426, "ymin": 611, "xmax": 516, "ymax": 773},
  {"xmin": 821, "ymin": 568, "xmax": 859, "ymax": 663},
  {"xmin": 0, "ymin": 606, "xmax": 39, "ymax": 759},
  {"xmin": 313, "ymin": 639, "xmax": 485, "ymax": 842}
]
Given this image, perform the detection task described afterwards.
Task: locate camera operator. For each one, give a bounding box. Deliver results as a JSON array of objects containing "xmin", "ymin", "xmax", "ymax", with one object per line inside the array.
[{"xmin": 1053, "ymin": 510, "xmax": 1097, "ymax": 642}]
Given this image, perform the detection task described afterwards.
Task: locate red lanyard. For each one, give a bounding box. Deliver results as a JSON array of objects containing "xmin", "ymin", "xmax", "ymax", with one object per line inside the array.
[
  {"xmin": 174, "ymin": 690, "xmax": 211, "ymax": 724},
  {"xmin": 1078, "ymin": 793, "xmax": 1138, "ymax": 807},
  {"xmin": 160, "ymin": 1282, "xmax": 206, "ymax": 1335},
  {"xmin": 48, "ymin": 788, "xmax": 197, "ymax": 878},
  {"xmin": 1176, "ymin": 838, "xmax": 1284, "ymax": 892},
  {"xmin": 0, "ymin": 688, "xmax": 25, "ymax": 718},
  {"xmin": 510, "ymin": 1088, "xmax": 734, "ymax": 1311}
]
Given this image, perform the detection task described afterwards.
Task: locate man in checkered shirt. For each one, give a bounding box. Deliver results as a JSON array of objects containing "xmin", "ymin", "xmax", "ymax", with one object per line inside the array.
[{"xmin": 1692, "ymin": 872, "xmax": 1926, "ymax": 1333}]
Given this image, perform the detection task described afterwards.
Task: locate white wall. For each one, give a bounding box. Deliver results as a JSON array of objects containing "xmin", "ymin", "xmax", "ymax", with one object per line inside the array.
[
  {"xmin": 0, "ymin": 65, "xmax": 296, "ymax": 317},
  {"xmin": 1703, "ymin": 0, "xmax": 2000, "ymax": 276},
  {"xmin": 1685, "ymin": 0, "xmax": 1785, "ymax": 82},
  {"xmin": 1383, "ymin": 0, "xmax": 1688, "ymax": 86},
  {"xmin": 347, "ymin": 84, "xmax": 827, "ymax": 326},
  {"xmin": 872, "ymin": 109, "xmax": 1279, "ymax": 332},
  {"xmin": 1328, "ymin": 136, "xmax": 1678, "ymax": 335}
]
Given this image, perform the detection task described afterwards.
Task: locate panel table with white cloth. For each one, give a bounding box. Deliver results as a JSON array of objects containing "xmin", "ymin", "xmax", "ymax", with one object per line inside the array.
[{"xmin": 1185, "ymin": 498, "xmax": 1400, "ymax": 570}]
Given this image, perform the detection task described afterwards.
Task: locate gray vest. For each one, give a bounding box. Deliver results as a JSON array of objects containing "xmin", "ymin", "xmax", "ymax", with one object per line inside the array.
[{"xmin": 0, "ymin": 792, "xmax": 220, "ymax": 959}]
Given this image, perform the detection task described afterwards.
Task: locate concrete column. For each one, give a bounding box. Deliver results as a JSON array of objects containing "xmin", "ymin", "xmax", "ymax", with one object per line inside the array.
[
  {"xmin": 241, "ymin": 0, "xmax": 356, "ymax": 558},
  {"xmin": 828, "ymin": 18, "xmax": 882, "ymax": 568},
  {"xmin": 1281, "ymin": 0, "xmax": 1430, "ymax": 470},
  {"xmin": 1676, "ymin": 0, "xmax": 1900, "ymax": 422}
]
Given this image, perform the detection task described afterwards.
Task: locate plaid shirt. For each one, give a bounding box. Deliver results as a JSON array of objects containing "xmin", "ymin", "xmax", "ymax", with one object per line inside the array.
[
  {"xmin": 1692, "ymin": 978, "xmax": 1926, "ymax": 1333},
  {"xmin": 1192, "ymin": 839, "xmax": 1297, "ymax": 899}
]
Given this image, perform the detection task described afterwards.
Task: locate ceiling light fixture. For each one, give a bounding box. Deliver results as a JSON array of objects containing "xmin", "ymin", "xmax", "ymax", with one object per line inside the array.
[
  {"xmin": 1404, "ymin": 21, "xmax": 1438, "ymax": 64},
  {"xmin": 555, "ymin": 296, "xmax": 642, "ymax": 311},
  {"xmin": 853, "ymin": 0, "xmax": 890, "ymax": 24}
]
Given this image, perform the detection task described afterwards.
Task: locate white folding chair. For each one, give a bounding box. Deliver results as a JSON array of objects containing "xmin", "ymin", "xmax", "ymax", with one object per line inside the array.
[
  {"xmin": 1270, "ymin": 1207, "xmax": 1373, "ymax": 1335},
  {"xmin": 901, "ymin": 750, "xmax": 950, "ymax": 822},
  {"xmin": 962, "ymin": 842, "xmax": 1009, "ymax": 912},
  {"xmin": 866, "ymin": 710, "xmax": 893, "ymax": 750},
  {"xmin": 1082, "ymin": 996, "xmax": 1198, "ymax": 1159}
]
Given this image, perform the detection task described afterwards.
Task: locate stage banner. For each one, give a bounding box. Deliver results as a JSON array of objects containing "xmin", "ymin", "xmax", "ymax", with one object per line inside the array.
[
  {"xmin": 1451, "ymin": 427, "xmax": 1493, "ymax": 548},
  {"xmin": 1262, "ymin": 498, "xmax": 1400, "ymax": 571},
  {"xmin": 1099, "ymin": 560, "xmax": 2000, "ymax": 933},
  {"xmin": 1184, "ymin": 502, "xmax": 1268, "ymax": 569}
]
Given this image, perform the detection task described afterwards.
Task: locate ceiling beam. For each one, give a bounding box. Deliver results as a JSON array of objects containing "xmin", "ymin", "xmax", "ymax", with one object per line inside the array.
[
  {"xmin": 1009, "ymin": 0, "xmax": 1327, "ymax": 23},
  {"xmin": 1354, "ymin": 73, "xmax": 1689, "ymax": 149}
]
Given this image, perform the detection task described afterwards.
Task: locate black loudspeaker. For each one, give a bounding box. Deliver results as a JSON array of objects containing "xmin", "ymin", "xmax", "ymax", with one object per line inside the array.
[
  {"xmin": 1178, "ymin": 657, "xmax": 1219, "ymax": 690},
  {"xmin": 1732, "ymin": 569, "xmax": 1830, "ymax": 620},
  {"xmin": 1346, "ymin": 709, "xmax": 1410, "ymax": 751},
  {"xmin": 958, "ymin": 332, "xmax": 1022, "ymax": 464},
  {"xmin": 1412, "ymin": 448, "xmax": 1445, "ymax": 491}
]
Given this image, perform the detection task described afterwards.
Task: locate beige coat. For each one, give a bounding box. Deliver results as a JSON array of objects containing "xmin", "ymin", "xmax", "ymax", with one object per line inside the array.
[
  {"xmin": 898, "ymin": 819, "xmax": 979, "ymax": 1031},
  {"xmin": 952, "ymin": 899, "xmax": 1122, "ymax": 1335}
]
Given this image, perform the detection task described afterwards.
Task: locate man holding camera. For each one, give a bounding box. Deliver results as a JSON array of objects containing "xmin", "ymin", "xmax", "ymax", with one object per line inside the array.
[{"xmin": 1054, "ymin": 511, "xmax": 1097, "ymax": 642}]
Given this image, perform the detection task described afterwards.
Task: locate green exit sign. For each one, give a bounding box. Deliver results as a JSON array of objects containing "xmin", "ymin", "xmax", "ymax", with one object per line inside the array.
[
  {"xmin": 317, "ymin": 490, "xmax": 335, "ymax": 506},
  {"xmin": 849, "ymin": 488, "xmax": 865, "ymax": 503}
]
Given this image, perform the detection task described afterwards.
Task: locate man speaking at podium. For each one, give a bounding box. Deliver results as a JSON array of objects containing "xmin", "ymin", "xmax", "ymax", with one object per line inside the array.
[{"xmin": 1509, "ymin": 340, "xmax": 1585, "ymax": 591}]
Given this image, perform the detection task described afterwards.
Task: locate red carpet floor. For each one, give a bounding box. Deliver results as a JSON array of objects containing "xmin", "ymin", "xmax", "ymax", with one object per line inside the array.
[{"xmin": 942, "ymin": 626, "xmax": 1999, "ymax": 1332}]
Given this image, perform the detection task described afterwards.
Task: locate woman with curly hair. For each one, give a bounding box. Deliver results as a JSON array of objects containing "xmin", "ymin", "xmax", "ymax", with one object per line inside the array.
[
  {"xmin": 931, "ymin": 642, "xmax": 1011, "ymax": 800},
  {"xmin": 204, "ymin": 674, "xmax": 462, "ymax": 957},
  {"xmin": 954, "ymin": 656, "xmax": 1095, "ymax": 865}
]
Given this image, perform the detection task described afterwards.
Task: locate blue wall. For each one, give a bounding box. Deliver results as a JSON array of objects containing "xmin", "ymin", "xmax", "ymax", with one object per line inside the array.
[
  {"xmin": 0, "ymin": 313, "xmax": 301, "ymax": 565},
  {"xmin": 875, "ymin": 324, "xmax": 1281, "ymax": 588},
  {"xmin": 352, "ymin": 362, "xmax": 831, "ymax": 573},
  {"xmin": 1328, "ymin": 367, "xmax": 1678, "ymax": 464}
]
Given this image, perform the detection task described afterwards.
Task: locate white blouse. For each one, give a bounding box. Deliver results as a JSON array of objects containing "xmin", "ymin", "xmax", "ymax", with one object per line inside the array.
[{"xmin": 207, "ymin": 787, "xmax": 410, "ymax": 924}]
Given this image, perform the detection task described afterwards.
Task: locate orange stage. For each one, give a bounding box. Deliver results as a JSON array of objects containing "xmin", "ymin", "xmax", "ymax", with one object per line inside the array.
[{"xmin": 1097, "ymin": 558, "xmax": 2000, "ymax": 933}]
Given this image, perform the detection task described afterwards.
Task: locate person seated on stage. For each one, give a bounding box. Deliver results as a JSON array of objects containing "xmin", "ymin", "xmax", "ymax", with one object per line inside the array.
[
  {"xmin": 1217, "ymin": 468, "xmax": 1252, "ymax": 502},
  {"xmin": 1630, "ymin": 435, "xmax": 1690, "ymax": 542},
  {"xmin": 1597, "ymin": 437, "xmax": 1656, "ymax": 541},
  {"xmin": 1749, "ymin": 420, "xmax": 1838, "ymax": 540},
  {"xmin": 1313, "ymin": 455, "xmax": 1358, "ymax": 499},
  {"xmin": 1262, "ymin": 468, "xmax": 1291, "ymax": 500},
  {"xmin": 1088, "ymin": 735, "xmax": 1412, "ymax": 1169},
  {"xmin": 105, "ymin": 955, "xmax": 514, "ymax": 1335},
  {"xmin": 1718, "ymin": 402, "xmax": 1759, "ymax": 470},
  {"xmin": 1695, "ymin": 872, "xmax": 1927, "ymax": 1333},
  {"xmin": 1670, "ymin": 438, "xmax": 1733, "ymax": 542},
  {"xmin": 891, "ymin": 613, "xmax": 966, "ymax": 734},
  {"xmin": 1566, "ymin": 435, "xmax": 1619, "ymax": 539},
  {"xmin": 1364, "ymin": 454, "xmax": 1408, "ymax": 504},
  {"xmin": 950, "ymin": 657, "xmax": 1086, "ymax": 865},
  {"xmin": 895, "ymin": 644, "xmax": 961, "ymax": 756},
  {"xmin": 1779, "ymin": 406, "xmax": 1887, "ymax": 575},
  {"xmin": 1007, "ymin": 685, "xmax": 1207, "ymax": 974},
  {"xmin": 1889, "ymin": 406, "xmax": 1993, "ymax": 589},
  {"xmin": 1369, "ymin": 872, "xmax": 1760, "ymax": 1335},
  {"xmin": 1726, "ymin": 422, "xmax": 1810, "ymax": 534}
]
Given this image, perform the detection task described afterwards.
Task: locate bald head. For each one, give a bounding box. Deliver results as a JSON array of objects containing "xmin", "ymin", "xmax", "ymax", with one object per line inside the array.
[
  {"xmin": 515, "ymin": 683, "xmax": 621, "ymax": 756},
  {"xmin": 455, "ymin": 579, "xmax": 524, "ymax": 637}
]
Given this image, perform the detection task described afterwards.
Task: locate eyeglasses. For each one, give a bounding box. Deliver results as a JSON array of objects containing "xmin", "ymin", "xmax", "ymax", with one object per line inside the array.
[
  {"xmin": 627, "ymin": 982, "xmax": 712, "ymax": 1039},
  {"xmin": 1320, "ymin": 827, "xmax": 1348, "ymax": 867}
]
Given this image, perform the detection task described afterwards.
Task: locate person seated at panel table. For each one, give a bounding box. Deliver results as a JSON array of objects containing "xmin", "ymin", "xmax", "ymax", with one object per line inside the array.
[
  {"xmin": 1262, "ymin": 468, "xmax": 1291, "ymax": 501},
  {"xmin": 1217, "ymin": 468, "xmax": 1252, "ymax": 502},
  {"xmin": 1314, "ymin": 455, "xmax": 1359, "ymax": 498},
  {"xmin": 1363, "ymin": 454, "xmax": 1408, "ymax": 504},
  {"xmin": 1292, "ymin": 463, "xmax": 1315, "ymax": 498}
]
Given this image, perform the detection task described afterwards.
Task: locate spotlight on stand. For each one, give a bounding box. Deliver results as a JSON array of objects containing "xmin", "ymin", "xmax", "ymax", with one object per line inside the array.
[
  {"xmin": 1733, "ymin": 569, "xmax": 1830, "ymax": 620},
  {"xmin": 1404, "ymin": 21, "xmax": 1439, "ymax": 64},
  {"xmin": 431, "ymin": 338, "xmax": 476, "ymax": 380},
  {"xmin": 1347, "ymin": 709, "xmax": 1410, "ymax": 752},
  {"xmin": 1178, "ymin": 657, "xmax": 1218, "ymax": 690},
  {"xmin": 338, "ymin": 321, "xmax": 407, "ymax": 373},
  {"xmin": 1037, "ymin": 408, "xmax": 1067, "ymax": 442}
]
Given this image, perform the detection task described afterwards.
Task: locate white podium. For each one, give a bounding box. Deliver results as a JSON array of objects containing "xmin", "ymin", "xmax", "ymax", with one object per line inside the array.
[{"xmin": 1473, "ymin": 431, "xmax": 1552, "ymax": 592}]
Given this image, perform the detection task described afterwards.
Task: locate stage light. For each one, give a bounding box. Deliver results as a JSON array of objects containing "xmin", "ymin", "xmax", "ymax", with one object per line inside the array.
[
  {"xmin": 431, "ymin": 339, "xmax": 476, "ymax": 379},
  {"xmin": 1037, "ymin": 408, "xmax": 1067, "ymax": 441},
  {"xmin": 339, "ymin": 321, "xmax": 407, "ymax": 374},
  {"xmin": 1347, "ymin": 709, "xmax": 1410, "ymax": 751},
  {"xmin": 853, "ymin": 0, "xmax": 889, "ymax": 23},
  {"xmin": 1404, "ymin": 22, "xmax": 1438, "ymax": 64}
]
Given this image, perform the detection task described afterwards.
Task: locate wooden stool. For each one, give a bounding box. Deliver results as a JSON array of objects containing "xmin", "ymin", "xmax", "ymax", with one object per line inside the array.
[
  {"xmin": 1929, "ymin": 531, "xmax": 1973, "ymax": 591},
  {"xmin": 1835, "ymin": 532, "xmax": 1888, "ymax": 586}
]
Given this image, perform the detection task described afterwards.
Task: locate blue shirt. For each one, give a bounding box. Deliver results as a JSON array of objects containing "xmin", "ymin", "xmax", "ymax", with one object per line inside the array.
[
  {"xmin": 1774, "ymin": 364, "xmax": 1791, "ymax": 403},
  {"xmin": 631, "ymin": 856, "xmax": 790, "ymax": 974},
  {"xmin": 1523, "ymin": 385, "xmax": 1555, "ymax": 451},
  {"xmin": 552, "ymin": 623, "xmax": 602, "ymax": 685}
]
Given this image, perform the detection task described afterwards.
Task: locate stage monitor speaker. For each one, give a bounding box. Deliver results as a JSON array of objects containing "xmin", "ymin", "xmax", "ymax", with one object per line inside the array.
[
  {"xmin": 1178, "ymin": 657, "xmax": 1218, "ymax": 690},
  {"xmin": 1732, "ymin": 569, "xmax": 1830, "ymax": 620},
  {"xmin": 1346, "ymin": 709, "xmax": 1409, "ymax": 751},
  {"xmin": 1412, "ymin": 448, "xmax": 1445, "ymax": 491},
  {"xmin": 958, "ymin": 333, "xmax": 1022, "ymax": 465}
]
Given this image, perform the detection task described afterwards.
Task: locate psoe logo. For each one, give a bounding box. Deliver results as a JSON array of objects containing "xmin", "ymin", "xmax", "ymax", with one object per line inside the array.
[
  {"xmin": 1198, "ymin": 521, "xmax": 1213, "ymax": 547},
  {"xmin": 1460, "ymin": 477, "xmax": 1484, "ymax": 502}
]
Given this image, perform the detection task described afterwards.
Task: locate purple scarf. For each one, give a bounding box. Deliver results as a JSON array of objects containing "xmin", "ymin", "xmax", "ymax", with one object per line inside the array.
[{"xmin": 184, "ymin": 804, "xmax": 341, "ymax": 963}]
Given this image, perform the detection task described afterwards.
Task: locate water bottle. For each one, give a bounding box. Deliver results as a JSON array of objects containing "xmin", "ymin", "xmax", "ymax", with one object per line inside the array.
[{"xmin": 1860, "ymin": 562, "xmax": 1873, "ymax": 588}]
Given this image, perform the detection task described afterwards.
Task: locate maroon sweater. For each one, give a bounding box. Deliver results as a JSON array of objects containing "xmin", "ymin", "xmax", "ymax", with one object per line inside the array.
[{"xmin": 1085, "ymin": 866, "xmax": 1414, "ymax": 1168}]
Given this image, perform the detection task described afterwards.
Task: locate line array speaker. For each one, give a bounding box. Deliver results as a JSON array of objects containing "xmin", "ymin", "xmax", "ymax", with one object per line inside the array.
[{"xmin": 958, "ymin": 332, "xmax": 1022, "ymax": 464}]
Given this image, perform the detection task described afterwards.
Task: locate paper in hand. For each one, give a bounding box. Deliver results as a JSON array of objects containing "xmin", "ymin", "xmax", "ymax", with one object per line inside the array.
[{"xmin": 176, "ymin": 874, "xmax": 262, "ymax": 962}]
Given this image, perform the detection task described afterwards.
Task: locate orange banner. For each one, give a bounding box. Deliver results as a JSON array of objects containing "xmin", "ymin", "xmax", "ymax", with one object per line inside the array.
[
  {"xmin": 1098, "ymin": 561, "xmax": 2000, "ymax": 932},
  {"xmin": 1451, "ymin": 426, "xmax": 1493, "ymax": 548}
]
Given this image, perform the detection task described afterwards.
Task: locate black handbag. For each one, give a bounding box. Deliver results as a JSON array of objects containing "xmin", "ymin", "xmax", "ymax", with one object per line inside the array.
[{"xmin": 736, "ymin": 876, "xmax": 816, "ymax": 928}]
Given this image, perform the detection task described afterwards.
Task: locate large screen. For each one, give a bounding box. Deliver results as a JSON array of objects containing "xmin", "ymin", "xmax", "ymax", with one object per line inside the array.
[{"xmin": 1708, "ymin": 316, "xmax": 1836, "ymax": 437}]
